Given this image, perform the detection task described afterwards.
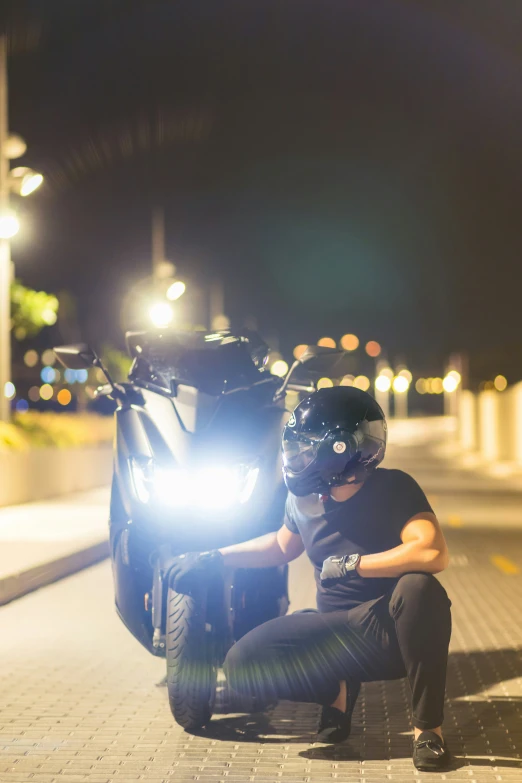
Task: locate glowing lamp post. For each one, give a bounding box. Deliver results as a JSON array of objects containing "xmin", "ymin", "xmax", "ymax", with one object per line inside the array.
[
  {"xmin": 374, "ymin": 367, "xmax": 393, "ymax": 418},
  {"xmin": 392, "ymin": 372, "xmax": 411, "ymax": 419},
  {"xmin": 0, "ymin": 35, "xmax": 44, "ymax": 421}
]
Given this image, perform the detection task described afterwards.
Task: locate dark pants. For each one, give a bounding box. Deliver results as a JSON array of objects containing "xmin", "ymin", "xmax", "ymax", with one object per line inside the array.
[{"xmin": 223, "ymin": 572, "xmax": 452, "ymax": 730}]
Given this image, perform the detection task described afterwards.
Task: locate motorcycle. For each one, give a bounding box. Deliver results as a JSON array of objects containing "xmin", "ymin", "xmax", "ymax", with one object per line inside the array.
[{"xmin": 54, "ymin": 331, "xmax": 354, "ymax": 731}]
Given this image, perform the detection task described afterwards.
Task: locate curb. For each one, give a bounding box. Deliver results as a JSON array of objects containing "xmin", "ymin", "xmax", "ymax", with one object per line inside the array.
[{"xmin": 0, "ymin": 539, "xmax": 110, "ymax": 606}]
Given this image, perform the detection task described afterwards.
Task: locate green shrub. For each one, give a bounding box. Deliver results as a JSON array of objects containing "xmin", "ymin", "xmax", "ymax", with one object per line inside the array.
[{"xmin": 1, "ymin": 413, "xmax": 114, "ymax": 450}]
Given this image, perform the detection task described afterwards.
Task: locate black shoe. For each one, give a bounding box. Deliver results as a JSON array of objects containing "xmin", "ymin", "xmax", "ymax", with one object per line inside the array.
[
  {"xmin": 413, "ymin": 730, "xmax": 451, "ymax": 771},
  {"xmin": 316, "ymin": 680, "xmax": 360, "ymax": 744}
]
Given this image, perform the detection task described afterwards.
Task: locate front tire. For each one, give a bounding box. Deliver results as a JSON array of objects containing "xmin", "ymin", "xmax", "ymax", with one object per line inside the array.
[{"xmin": 166, "ymin": 585, "xmax": 218, "ymax": 731}]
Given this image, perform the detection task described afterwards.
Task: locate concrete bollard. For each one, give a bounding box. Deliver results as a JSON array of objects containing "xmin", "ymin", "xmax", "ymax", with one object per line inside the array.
[
  {"xmin": 459, "ymin": 389, "xmax": 478, "ymax": 451},
  {"xmin": 478, "ymin": 390, "xmax": 500, "ymax": 462}
]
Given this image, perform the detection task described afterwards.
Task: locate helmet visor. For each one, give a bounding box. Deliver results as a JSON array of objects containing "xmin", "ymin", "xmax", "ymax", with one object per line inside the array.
[{"xmin": 282, "ymin": 437, "xmax": 318, "ymax": 474}]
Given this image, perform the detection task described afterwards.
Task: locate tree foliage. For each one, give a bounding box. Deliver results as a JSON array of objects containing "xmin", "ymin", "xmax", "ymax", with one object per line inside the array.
[{"xmin": 10, "ymin": 280, "xmax": 59, "ymax": 341}]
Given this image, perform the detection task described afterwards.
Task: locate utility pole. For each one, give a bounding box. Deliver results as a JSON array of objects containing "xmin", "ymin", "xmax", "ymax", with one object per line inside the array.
[
  {"xmin": 0, "ymin": 35, "xmax": 11, "ymax": 422},
  {"xmin": 151, "ymin": 206, "xmax": 165, "ymax": 282}
]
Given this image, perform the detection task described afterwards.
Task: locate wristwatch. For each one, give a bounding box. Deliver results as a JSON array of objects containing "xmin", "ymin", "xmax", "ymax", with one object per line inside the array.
[{"xmin": 320, "ymin": 553, "xmax": 361, "ymax": 582}]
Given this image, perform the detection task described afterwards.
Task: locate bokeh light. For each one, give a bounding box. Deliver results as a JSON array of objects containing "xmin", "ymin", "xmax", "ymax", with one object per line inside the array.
[
  {"xmin": 41, "ymin": 308, "xmax": 57, "ymax": 326},
  {"xmin": 375, "ymin": 375, "xmax": 392, "ymax": 393},
  {"xmin": 340, "ymin": 334, "xmax": 359, "ymax": 351},
  {"xmin": 0, "ymin": 212, "xmax": 20, "ymax": 239},
  {"xmin": 149, "ymin": 302, "xmax": 173, "ymax": 328},
  {"xmin": 398, "ymin": 369, "xmax": 412, "ymax": 383},
  {"xmin": 270, "ymin": 360, "xmax": 288, "ymax": 377},
  {"xmin": 40, "ymin": 366, "xmax": 57, "ymax": 384},
  {"xmin": 166, "ymin": 281, "xmax": 186, "ymax": 301},
  {"xmin": 365, "ymin": 341, "xmax": 381, "ymax": 358},
  {"xmin": 317, "ymin": 377, "xmax": 334, "ymax": 389},
  {"xmin": 430, "ymin": 377, "xmax": 444, "ymax": 394},
  {"xmin": 4, "ymin": 381, "xmax": 15, "ymax": 399},
  {"xmin": 392, "ymin": 376, "xmax": 409, "ymax": 393},
  {"xmin": 448, "ymin": 370, "xmax": 461, "ymax": 385},
  {"xmin": 293, "ymin": 344, "xmax": 308, "ymax": 360},
  {"xmin": 28, "ymin": 386, "xmax": 40, "ymax": 402},
  {"xmin": 340, "ymin": 375, "xmax": 354, "ymax": 386},
  {"xmin": 40, "ymin": 384, "xmax": 53, "ymax": 400},
  {"xmin": 41, "ymin": 349, "xmax": 56, "ymax": 366},
  {"xmin": 24, "ymin": 349, "xmax": 39, "ymax": 368},
  {"xmin": 317, "ymin": 337, "xmax": 336, "ymax": 349},
  {"xmin": 354, "ymin": 375, "xmax": 370, "ymax": 391},
  {"xmin": 57, "ymin": 389, "xmax": 72, "ymax": 406},
  {"xmin": 415, "ymin": 378, "xmax": 427, "ymax": 394},
  {"xmin": 494, "ymin": 375, "xmax": 508, "ymax": 391},
  {"xmin": 16, "ymin": 399, "xmax": 29, "ymax": 413},
  {"xmin": 442, "ymin": 375, "xmax": 458, "ymax": 393}
]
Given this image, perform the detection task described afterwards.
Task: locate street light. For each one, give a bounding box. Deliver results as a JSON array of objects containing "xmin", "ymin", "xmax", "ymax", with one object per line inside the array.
[
  {"xmin": 0, "ymin": 35, "xmax": 44, "ymax": 421},
  {"xmin": 149, "ymin": 302, "xmax": 174, "ymax": 328},
  {"xmin": 0, "ymin": 210, "xmax": 19, "ymax": 239}
]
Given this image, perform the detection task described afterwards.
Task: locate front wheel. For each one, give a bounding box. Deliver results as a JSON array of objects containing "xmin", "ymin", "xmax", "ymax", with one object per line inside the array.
[{"xmin": 166, "ymin": 585, "xmax": 219, "ymax": 730}]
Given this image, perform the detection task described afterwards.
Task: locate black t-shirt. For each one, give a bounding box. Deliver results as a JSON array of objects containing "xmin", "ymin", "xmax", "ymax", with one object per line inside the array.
[{"xmin": 284, "ymin": 468, "xmax": 433, "ymax": 613}]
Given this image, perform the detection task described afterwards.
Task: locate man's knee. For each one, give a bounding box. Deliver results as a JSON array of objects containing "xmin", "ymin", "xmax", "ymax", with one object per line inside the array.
[{"xmin": 391, "ymin": 572, "xmax": 450, "ymax": 617}]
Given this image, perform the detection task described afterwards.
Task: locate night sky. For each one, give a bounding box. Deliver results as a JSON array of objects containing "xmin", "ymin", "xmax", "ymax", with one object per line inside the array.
[{"xmin": 4, "ymin": 1, "xmax": 522, "ymax": 383}]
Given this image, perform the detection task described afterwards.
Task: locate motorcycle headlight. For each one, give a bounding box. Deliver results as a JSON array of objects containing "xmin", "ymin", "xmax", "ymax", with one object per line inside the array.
[{"xmin": 129, "ymin": 458, "xmax": 259, "ymax": 510}]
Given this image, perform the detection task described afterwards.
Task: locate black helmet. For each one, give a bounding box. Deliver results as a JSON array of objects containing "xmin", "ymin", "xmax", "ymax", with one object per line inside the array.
[{"xmin": 282, "ymin": 386, "xmax": 387, "ymax": 497}]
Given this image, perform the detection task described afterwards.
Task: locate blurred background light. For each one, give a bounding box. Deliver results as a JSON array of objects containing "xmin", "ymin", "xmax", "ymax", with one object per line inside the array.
[
  {"xmin": 40, "ymin": 366, "xmax": 57, "ymax": 384},
  {"xmin": 494, "ymin": 374, "xmax": 508, "ymax": 391},
  {"xmin": 4, "ymin": 381, "xmax": 15, "ymax": 399},
  {"xmin": 379, "ymin": 367, "xmax": 394, "ymax": 379},
  {"xmin": 340, "ymin": 334, "xmax": 359, "ymax": 351},
  {"xmin": 354, "ymin": 375, "xmax": 370, "ymax": 391},
  {"xmin": 24, "ymin": 350, "xmax": 39, "ymax": 368},
  {"xmin": 398, "ymin": 369, "xmax": 412, "ymax": 383},
  {"xmin": 293, "ymin": 344, "xmax": 308, "ymax": 360},
  {"xmin": 64, "ymin": 369, "xmax": 76, "ymax": 384},
  {"xmin": 28, "ymin": 386, "xmax": 40, "ymax": 402},
  {"xmin": 41, "ymin": 308, "xmax": 57, "ymax": 326},
  {"xmin": 317, "ymin": 377, "xmax": 334, "ymax": 388},
  {"xmin": 15, "ymin": 399, "xmax": 29, "ymax": 413},
  {"xmin": 166, "ymin": 280, "xmax": 186, "ymax": 301},
  {"xmin": 41, "ymin": 349, "xmax": 56, "ymax": 366},
  {"xmin": 443, "ymin": 374, "xmax": 458, "ymax": 393},
  {"xmin": 448, "ymin": 370, "xmax": 462, "ymax": 384},
  {"xmin": 317, "ymin": 337, "xmax": 336, "ymax": 348},
  {"xmin": 365, "ymin": 340, "xmax": 381, "ymax": 358},
  {"xmin": 20, "ymin": 171, "xmax": 44, "ymax": 197},
  {"xmin": 392, "ymin": 376, "xmax": 409, "ymax": 393},
  {"xmin": 270, "ymin": 359, "xmax": 288, "ymax": 377},
  {"xmin": 340, "ymin": 374, "xmax": 354, "ymax": 386},
  {"xmin": 57, "ymin": 389, "xmax": 72, "ymax": 406},
  {"xmin": 149, "ymin": 302, "xmax": 173, "ymax": 328},
  {"xmin": 430, "ymin": 377, "xmax": 444, "ymax": 394},
  {"xmin": 375, "ymin": 375, "xmax": 392, "ymax": 393},
  {"xmin": 415, "ymin": 378, "xmax": 427, "ymax": 394},
  {"xmin": 39, "ymin": 384, "xmax": 53, "ymax": 400},
  {"xmin": 0, "ymin": 211, "xmax": 20, "ymax": 239}
]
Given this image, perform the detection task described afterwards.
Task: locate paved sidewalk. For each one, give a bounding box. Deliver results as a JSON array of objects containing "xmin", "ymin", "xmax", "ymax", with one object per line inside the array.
[{"xmin": 0, "ymin": 486, "xmax": 110, "ymax": 605}]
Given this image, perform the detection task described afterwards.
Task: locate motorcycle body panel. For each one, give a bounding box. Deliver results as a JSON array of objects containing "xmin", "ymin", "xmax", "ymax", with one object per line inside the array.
[{"xmin": 108, "ymin": 330, "xmax": 290, "ymax": 656}]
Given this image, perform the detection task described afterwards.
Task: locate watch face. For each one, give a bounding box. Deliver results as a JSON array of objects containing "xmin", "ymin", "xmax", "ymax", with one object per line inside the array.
[{"xmin": 346, "ymin": 554, "xmax": 359, "ymax": 569}]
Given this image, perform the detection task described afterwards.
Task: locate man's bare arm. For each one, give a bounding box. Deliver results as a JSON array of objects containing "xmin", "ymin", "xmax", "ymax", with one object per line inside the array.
[
  {"xmin": 218, "ymin": 525, "xmax": 305, "ymax": 569},
  {"xmin": 356, "ymin": 513, "xmax": 450, "ymax": 578}
]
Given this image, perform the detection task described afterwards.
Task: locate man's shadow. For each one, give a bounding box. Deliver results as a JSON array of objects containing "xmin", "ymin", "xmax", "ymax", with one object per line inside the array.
[{"xmin": 193, "ymin": 647, "xmax": 522, "ymax": 770}]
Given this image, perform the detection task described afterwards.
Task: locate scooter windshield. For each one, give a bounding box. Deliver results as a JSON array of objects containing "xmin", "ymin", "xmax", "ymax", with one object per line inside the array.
[{"xmin": 129, "ymin": 333, "xmax": 263, "ymax": 396}]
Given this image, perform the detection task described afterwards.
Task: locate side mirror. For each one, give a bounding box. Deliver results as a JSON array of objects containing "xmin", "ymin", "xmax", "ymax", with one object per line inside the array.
[{"xmin": 54, "ymin": 343, "xmax": 98, "ymax": 370}]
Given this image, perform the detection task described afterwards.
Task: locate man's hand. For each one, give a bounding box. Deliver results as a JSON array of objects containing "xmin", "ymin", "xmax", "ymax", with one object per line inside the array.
[
  {"xmin": 320, "ymin": 554, "xmax": 361, "ymax": 583},
  {"xmin": 169, "ymin": 550, "xmax": 224, "ymax": 594}
]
